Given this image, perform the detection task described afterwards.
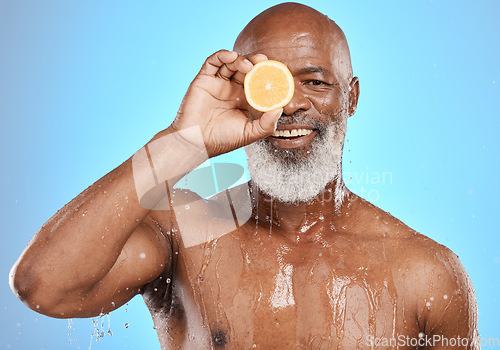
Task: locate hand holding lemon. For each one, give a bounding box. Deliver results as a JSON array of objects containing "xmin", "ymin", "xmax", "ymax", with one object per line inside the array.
[{"xmin": 170, "ymin": 50, "xmax": 293, "ymax": 158}]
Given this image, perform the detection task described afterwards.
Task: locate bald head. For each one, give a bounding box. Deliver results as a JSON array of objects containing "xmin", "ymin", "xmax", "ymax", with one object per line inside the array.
[{"xmin": 234, "ymin": 3, "xmax": 353, "ymax": 83}]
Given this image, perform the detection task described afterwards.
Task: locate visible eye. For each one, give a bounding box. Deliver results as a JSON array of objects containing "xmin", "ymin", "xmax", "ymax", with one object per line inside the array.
[{"xmin": 305, "ymin": 80, "xmax": 330, "ymax": 86}]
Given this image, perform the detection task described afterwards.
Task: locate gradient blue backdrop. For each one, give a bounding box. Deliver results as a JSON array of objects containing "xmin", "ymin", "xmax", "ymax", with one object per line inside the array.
[{"xmin": 1, "ymin": 1, "xmax": 499, "ymax": 349}]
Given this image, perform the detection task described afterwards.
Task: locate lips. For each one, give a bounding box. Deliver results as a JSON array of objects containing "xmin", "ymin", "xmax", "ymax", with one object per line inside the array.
[{"xmin": 269, "ymin": 125, "xmax": 316, "ymax": 149}]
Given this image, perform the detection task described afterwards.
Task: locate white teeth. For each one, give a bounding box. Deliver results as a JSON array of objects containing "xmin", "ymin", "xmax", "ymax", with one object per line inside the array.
[{"xmin": 272, "ymin": 129, "xmax": 313, "ymax": 138}]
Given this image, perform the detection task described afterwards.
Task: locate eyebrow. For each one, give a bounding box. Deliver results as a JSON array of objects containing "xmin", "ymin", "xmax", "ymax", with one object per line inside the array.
[{"xmin": 297, "ymin": 66, "xmax": 331, "ymax": 76}]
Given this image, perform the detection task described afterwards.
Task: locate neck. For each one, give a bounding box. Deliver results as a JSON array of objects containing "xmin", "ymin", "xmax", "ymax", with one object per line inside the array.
[{"xmin": 249, "ymin": 177, "xmax": 354, "ymax": 241}]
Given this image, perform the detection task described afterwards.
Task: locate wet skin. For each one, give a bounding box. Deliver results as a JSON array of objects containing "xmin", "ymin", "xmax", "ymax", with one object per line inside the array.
[
  {"xmin": 10, "ymin": 3, "xmax": 478, "ymax": 350},
  {"xmin": 141, "ymin": 184, "xmax": 477, "ymax": 349}
]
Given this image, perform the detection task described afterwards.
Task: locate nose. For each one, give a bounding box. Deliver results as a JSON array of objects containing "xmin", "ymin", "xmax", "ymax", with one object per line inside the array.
[{"xmin": 282, "ymin": 85, "xmax": 311, "ymax": 115}]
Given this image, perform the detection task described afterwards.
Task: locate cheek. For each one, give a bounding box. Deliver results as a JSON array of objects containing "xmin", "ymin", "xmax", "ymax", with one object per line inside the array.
[{"xmin": 311, "ymin": 89, "xmax": 348, "ymax": 115}]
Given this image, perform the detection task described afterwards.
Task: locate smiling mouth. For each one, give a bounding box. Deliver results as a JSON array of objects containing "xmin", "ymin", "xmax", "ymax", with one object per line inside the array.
[
  {"xmin": 269, "ymin": 127, "xmax": 317, "ymax": 149},
  {"xmin": 271, "ymin": 128, "xmax": 314, "ymax": 139}
]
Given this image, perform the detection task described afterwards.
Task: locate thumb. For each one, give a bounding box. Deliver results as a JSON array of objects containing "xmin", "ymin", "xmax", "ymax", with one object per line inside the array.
[
  {"xmin": 258, "ymin": 107, "xmax": 283, "ymax": 133},
  {"xmin": 245, "ymin": 108, "xmax": 282, "ymax": 144}
]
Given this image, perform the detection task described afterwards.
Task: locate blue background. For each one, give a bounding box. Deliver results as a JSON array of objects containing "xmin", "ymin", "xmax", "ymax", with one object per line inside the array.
[{"xmin": 1, "ymin": 0, "xmax": 498, "ymax": 349}]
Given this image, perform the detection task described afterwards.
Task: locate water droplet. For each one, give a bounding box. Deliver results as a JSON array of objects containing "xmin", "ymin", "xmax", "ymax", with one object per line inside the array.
[
  {"xmin": 443, "ymin": 294, "xmax": 448, "ymax": 300},
  {"xmin": 166, "ymin": 278, "xmax": 171, "ymax": 283},
  {"xmin": 185, "ymin": 204, "xmax": 190, "ymax": 209},
  {"xmin": 125, "ymin": 323, "xmax": 129, "ymax": 328},
  {"xmin": 139, "ymin": 253, "xmax": 146, "ymax": 259}
]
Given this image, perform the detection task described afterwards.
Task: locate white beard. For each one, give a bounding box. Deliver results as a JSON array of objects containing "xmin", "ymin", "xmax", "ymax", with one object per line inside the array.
[{"xmin": 245, "ymin": 118, "xmax": 347, "ymax": 209}]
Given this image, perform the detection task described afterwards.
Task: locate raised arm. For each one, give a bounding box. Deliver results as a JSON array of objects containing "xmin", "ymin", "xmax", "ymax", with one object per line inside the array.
[{"xmin": 9, "ymin": 50, "xmax": 282, "ymax": 319}]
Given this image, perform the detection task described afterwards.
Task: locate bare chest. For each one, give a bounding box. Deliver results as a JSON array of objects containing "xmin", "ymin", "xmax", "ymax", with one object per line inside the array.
[{"xmin": 152, "ymin": 231, "xmax": 421, "ymax": 349}]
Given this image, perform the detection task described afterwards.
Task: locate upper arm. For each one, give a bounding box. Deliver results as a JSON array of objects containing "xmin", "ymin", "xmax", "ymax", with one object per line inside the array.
[
  {"xmin": 413, "ymin": 245, "xmax": 480, "ymax": 349},
  {"xmin": 68, "ymin": 215, "xmax": 172, "ymax": 318}
]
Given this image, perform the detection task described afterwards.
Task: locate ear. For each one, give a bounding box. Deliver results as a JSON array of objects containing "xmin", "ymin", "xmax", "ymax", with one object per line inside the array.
[{"xmin": 348, "ymin": 77, "xmax": 360, "ymax": 117}]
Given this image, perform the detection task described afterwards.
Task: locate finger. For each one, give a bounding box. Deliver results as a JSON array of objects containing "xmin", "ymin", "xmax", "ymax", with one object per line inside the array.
[
  {"xmin": 218, "ymin": 56, "xmax": 253, "ymax": 81},
  {"xmin": 260, "ymin": 108, "xmax": 283, "ymax": 133},
  {"xmin": 247, "ymin": 53, "xmax": 268, "ymax": 65},
  {"xmin": 199, "ymin": 50, "xmax": 238, "ymax": 76},
  {"xmin": 245, "ymin": 108, "xmax": 283, "ymax": 143},
  {"xmin": 232, "ymin": 54, "xmax": 269, "ymax": 85}
]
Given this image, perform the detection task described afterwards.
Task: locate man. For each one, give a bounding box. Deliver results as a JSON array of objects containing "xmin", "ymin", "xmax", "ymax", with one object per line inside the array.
[{"xmin": 10, "ymin": 3, "xmax": 479, "ymax": 349}]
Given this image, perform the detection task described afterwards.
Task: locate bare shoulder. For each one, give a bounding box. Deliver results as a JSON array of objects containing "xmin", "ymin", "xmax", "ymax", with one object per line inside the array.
[
  {"xmin": 354, "ymin": 195, "xmax": 478, "ymax": 339},
  {"xmin": 355, "ymin": 197, "xmax": 473, "ymax": 287},
  {"xmin": 366, "ymin": 201, "xmax": 479, "ymax": 340},
  {"xmin": 394, "ymin": 231, "xmax": 474, "ymax": 304},
  {"xmin": 397, "ymin": 233, "xmax": 479, "ymax": 342}
]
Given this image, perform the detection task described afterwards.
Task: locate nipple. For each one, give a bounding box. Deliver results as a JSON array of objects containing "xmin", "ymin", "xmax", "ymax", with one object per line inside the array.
[{"xmin": 213, "ymin": 330, "xmax": 227, "ymax": 347}]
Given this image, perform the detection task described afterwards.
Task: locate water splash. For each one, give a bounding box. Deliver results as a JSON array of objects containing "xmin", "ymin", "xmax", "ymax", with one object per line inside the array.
[
  {"xmin": 67, "ymin": 319, "xmax": 75, "ymax": 345},
  {"xmin": 88, "ymin": 314, "xmax": 113, "ymax": 350}
]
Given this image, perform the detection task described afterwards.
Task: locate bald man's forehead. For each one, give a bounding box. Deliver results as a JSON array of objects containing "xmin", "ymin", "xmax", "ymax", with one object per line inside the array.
[
  {"xmin": 235, "ymin": 14, "xmax": 340, "ymax": 52},
  {"xmin": 237, "ymin": 31, "xmax": 326, "ymax": 56}
]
